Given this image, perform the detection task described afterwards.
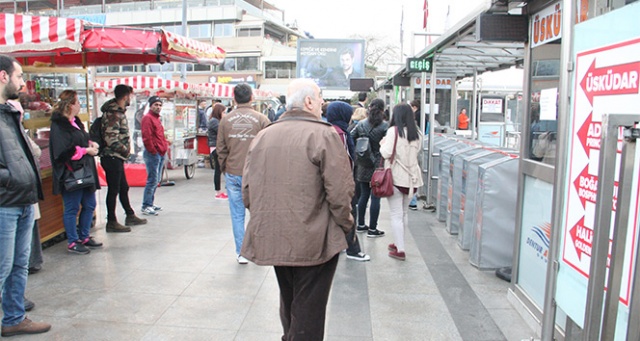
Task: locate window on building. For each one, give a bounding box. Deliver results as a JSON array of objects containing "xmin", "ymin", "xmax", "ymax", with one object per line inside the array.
[
  {"xmin": 220, "ymin": 58, "xmax": 236, "ymax": 71},
  {"xmin": 264, "ymin": 61, "xmax": 295, "ymax": 79},
  {"xmin": 264, "ymin": 28, "xmax": 285, "ymax": 43},
  {"xmin": 161, "ymin": 25, "xmax": 184, "ymax": 35},
  {"xmin": 189, "ymin": 23, "xmax": 212, "ymax": 39},
  {"xmin": 134, "ymin": 65, "xmax": 147, "ymax": 73},
  {"xmin": 214, "ymin": 23, "xmax": 233, "ymax": 37},
  {"xmin": 108, "ymin": 66, "xmax": 120, "ymax": 73},
  {"xmin": 149, "ymin": 63, "xmax": 175, "ymax": 72},
  {"xmin": 218, "ymin": 57, "xmax": 259, "ymax": 71},
  {"xmin": 121, "ymin": 65, "xmax": 134, "ymax": 73},
  {"xmin": 237, "ymin": 57, "xmax": 258, "ymax": 70},
  {"xmin": 237, "ymin": 27, "xmax": 261, "ymax": 37},
  {"xmin": 532, "ymin": 59, "xmax": 560, "ymax": 78},
  {"xmin": 96, "ymin": 66, "xmax": 108, "ymax": 74},
  {"xmin": 194, "ymin": 64, "xmax": 211, "ymax": 72}
]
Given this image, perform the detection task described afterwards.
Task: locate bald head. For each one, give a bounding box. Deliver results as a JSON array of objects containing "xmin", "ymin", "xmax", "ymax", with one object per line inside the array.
[{"xmin": 286, "ymin": 79, "xmax": 323, "ymax": 118}]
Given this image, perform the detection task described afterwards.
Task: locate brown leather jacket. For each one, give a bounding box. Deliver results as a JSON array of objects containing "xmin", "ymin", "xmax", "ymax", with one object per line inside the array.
[
  {"xmin": 241, "ymin": 109, "xmax": 355, "ymax": 266},
  {"xmin": 216, "ymin": 104, "xmax": 271, "ymax": 176}
]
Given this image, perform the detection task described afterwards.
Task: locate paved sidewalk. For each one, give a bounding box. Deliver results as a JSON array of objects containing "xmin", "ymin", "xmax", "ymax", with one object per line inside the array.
[{"xmin": 20, "ymin": 167, "xmax": 536, "ymax": 340}]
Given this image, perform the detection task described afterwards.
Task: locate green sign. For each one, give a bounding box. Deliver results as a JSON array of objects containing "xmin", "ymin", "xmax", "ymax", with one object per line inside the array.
[{"xmin": 406, "ymin": 57, "xmax": 433, "ymax": 73}]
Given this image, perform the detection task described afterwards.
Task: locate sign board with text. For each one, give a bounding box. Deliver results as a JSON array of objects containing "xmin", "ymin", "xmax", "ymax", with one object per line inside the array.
[
  {"xmin": 406, "ymin": 57, "xmax": 433, "ymax": 73},
  {"xmin": 555, "ymin": 6, "xmax": 640, "ymax": 332}
]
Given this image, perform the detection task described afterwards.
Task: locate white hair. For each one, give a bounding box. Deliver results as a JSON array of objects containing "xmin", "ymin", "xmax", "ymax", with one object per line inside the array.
[{"xmin": 286, "ymin": 79, "xmax": 317, "ymax": 111}]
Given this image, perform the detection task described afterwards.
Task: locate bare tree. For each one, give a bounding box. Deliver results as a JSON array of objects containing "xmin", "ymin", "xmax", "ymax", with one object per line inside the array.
[{"xmin": 350, "ymin": 34, "xmax": 399, "ymax": 76}]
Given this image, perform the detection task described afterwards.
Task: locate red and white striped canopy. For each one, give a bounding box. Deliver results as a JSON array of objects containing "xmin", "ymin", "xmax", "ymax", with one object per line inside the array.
[
  {"xmin": 0, "ymin": 13, "xmax": 226, "ymax": 67},
  {"xmin": 198, "ymin": 83, "xmax": 235, "ymax": 98},
  {"xmin": 162, "ymin": 30, "xmax": 226, "ymax": 65},
  {"xmin": 0, "ymin": 13, "xmax": 83, "ymax": 55},
  {"xmin": 94, "ymin": 76, "xmax": 191, "ymax": 95},
  {"xmin": 254, "ymin": 88, "xmax": 275, "ymax": 99}
]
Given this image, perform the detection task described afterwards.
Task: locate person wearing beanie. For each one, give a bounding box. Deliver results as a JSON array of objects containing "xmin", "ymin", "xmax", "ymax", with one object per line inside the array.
[{"xmin": 140, "ymin": 96, "xmax": 168, "ymax": 216}]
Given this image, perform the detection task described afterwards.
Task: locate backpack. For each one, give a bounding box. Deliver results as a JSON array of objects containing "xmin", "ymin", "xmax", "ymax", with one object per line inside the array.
[
  {"xmin": 89, "ymin": 116, "xmax": 105, "ymax": 155},
  {"xmin": 355, "ymin": 125, "xmax": 376, "ymax": 168}
]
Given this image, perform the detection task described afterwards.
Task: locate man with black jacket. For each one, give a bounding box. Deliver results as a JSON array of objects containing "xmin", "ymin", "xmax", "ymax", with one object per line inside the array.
[{"xmin": 0, "ymin": 55, "xmax": 50, "ymax": 337}]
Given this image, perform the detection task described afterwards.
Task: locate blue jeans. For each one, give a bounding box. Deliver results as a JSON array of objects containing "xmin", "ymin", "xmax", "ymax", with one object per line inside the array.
[
  {"xmin": 62, "ymin": 187, "xmax": 97, "ymax": 245},
  {"xmin": 143, "ymin": 151, "xmax": 164, "ymax": 208},
  {"xmin": 357, "ymin": 181, "xmax": 380, "ymax": 230},
  {"xmin": 225, "ymin": 173, "xmax": 245, "ymax": 255},
  {"xmin": 0, "ymin": 205, "xmax": 34, "ymax": 326}
]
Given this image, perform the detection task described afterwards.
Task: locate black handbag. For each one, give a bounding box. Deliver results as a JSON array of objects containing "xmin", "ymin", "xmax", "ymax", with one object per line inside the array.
[{"xmin": 63, "ymin": 162, "xmax": 95, "ymax": 192}]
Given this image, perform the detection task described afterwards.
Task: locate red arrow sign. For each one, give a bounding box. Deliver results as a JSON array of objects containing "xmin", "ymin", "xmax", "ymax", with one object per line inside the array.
[
  {"xmin": 573, "ymin": 166, "xmax": 598, "ymax": 208},
  {"xmin": 576, "ymin": 112, "xmax": 601, "ymax": 154},
  {"xmin": 570, "ymin": 217, "xmax": 593, "ymax": 261},
  {"xmin": 580, "ymin": 59, "xmax": 640, "ymax": 105}
]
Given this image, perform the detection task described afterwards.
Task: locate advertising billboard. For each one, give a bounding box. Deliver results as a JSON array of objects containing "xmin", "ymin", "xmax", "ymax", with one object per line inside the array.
[{"xmin": 296, "ymin": 39, "xmax": 365, "ymax": 90}]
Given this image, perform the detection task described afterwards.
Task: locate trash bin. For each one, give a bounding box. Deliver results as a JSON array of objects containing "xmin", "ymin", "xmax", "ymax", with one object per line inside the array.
[{"xmin": 469, "ymin": 157, "xmax": 519, "ymax": 270}]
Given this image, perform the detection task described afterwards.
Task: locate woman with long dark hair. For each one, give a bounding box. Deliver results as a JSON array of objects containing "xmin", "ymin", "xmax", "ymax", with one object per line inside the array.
[
  {"xmin": 207, "ymin": 103, "xmax": 228, "ymax": 200},
  {"xmin": 351, "ymin": 98, "xmax": 389, "ymax": 238},
  {"xmin": 49, "ymin": 90, "xmax": 102, "ymax": 254},
  {"xmin": 380, "ymin": 104, "xmax": 423, "ymax": 260}
]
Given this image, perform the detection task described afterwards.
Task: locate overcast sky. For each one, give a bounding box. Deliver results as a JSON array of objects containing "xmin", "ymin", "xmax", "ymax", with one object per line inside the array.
[{"xmin": 269, "ymin": 0, "xmax": 482, "ymax": 57}]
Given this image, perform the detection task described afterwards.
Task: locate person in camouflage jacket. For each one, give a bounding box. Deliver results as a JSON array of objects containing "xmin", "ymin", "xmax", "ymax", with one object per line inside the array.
[
  {"xmin": 99, "ymin": 84, "xmax": 147, "ymax": 233},
  {"xmin": 100, "ymin": 97, "xmax": 131, "ymax": 160}
]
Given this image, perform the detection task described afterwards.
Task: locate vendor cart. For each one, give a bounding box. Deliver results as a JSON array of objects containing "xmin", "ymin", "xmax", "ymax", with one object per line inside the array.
[
  {"xmin": 162, "ymin": 98, "xmax": 199, "ymax": 179},
  {"xmin": 94, "ymin": 76, "xmax": 204, "ymax": 180},
  {"xmin": 194, "ymin": 83, "xmax": 236, "ymax": 169}
]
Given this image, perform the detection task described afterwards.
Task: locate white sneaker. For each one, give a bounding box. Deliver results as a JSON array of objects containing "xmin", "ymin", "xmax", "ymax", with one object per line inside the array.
[
  {"xmin": 236, "ymin": 255, "xmax": 249, "ymax": 264},
  {"xmin": 151, "ymin": 205, "xmax": 163, "ymax": 211},
  {"xmin": 141, "ymin": 207, "xmax": 158, "ymax": 216},
  {"xmin": 346, "ymin": 252, "xmax": 371, "ymax": 261}
]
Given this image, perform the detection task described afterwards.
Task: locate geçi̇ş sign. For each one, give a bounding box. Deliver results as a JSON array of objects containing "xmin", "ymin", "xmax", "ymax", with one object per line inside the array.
[{"xmin": 406, "ymin": 57, "xmax": 433, "ymax": 73}]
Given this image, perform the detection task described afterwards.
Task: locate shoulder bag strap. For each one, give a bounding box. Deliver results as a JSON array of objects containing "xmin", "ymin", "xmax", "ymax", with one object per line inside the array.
[{"xmin": 379, "ymin": 127, "xmax": 399, "ymax": 167}]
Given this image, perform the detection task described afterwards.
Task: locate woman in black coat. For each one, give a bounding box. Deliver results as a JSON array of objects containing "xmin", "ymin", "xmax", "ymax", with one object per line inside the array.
[
  {"xmin": 49, "ymin": 90, "xmax": 102, "ymax": 254},
  {"xmin": 207, "ymin": 103, "xmax": 228, "ymax": 200},
  {"xmin": 351, "ymin": 98, "xmax": 389, "ymax": 238}
]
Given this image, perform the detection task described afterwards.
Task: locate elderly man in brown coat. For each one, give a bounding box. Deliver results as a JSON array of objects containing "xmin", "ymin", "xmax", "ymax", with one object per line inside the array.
[{"xmin": 241, "ymin": 78, "xmax": 354, "ymax": 340}]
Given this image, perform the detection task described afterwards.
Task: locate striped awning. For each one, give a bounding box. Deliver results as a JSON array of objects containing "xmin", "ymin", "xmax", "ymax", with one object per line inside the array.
[
  {"xmin": 253, "ymin": 88, "xmax": 275, "ymax": 99},
  {"xmin": 162, "ymin": 30, "xmax": 225, "ymax": 65},
  {"xmin": 198, "ymin": 83, "xmax": 235, "ymax": 98},
  {"xmin": 94, "ymin": 76, "xmax": 191, "ymax": 94},
  {"xmin": 0, "ymin": 13, "xmax": 83, "ymax": 55}
]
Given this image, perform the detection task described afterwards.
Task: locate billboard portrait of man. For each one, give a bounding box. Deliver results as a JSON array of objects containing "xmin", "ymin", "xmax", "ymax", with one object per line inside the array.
[
  {"xmin": 297, "ymin": 39, "xmax": 365, "ymax": 90},
  {"xmin": 324, "ymin": 47, "xmax": 364, "ymax": 88}
]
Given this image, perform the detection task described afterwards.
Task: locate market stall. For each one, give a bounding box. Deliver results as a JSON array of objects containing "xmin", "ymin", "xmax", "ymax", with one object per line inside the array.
[
  {"xmin": 194, "ymin": 83, "xmax": 235, "ymax": 156},
  {"xmin": 94, "ymin": 76, "xmax": 207, "ymax": 180},
  {"xmin": 0, "ymin": 12, "xmax": 225, "ymax": 242}
]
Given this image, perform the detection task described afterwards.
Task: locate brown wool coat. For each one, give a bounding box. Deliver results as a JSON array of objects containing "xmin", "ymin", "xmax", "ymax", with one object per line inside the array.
[{"xmin": 241, "ymin": 110, "xmax": 355, "ymax": 266}]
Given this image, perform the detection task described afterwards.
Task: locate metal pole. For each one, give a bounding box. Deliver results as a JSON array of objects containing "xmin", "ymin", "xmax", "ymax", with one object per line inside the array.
[
  {"xmin": 583, "ymin": 114, "xmax": 619, "ymax": 340},
  {"xmin": 540, "ymin": 0, "xmax": 576, "ymax": 337},
  {"xmin": 426, "ymin": 61, "xmax": 436, "ymax": 207},
  {"xmin": 450, "ymin": 78, "xmax": 457, "ymax": 130},
  {"xmin": 180, "ymin": 0, "xmax": 188, "ymax": 82},
  {"xmin": 420, "ymin": 72, "xmax": 427, "ymax": 202},
  {"xmin": 420, "ymin": 72, "xmax": 427, "ymax": 135},
  {"xmin": 471, "ymin": 69, "xmax": 477, "ymax": 139},
  {"xmin": 601, "ymin": 123, "xmax": 637, "ymax": 340}
]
